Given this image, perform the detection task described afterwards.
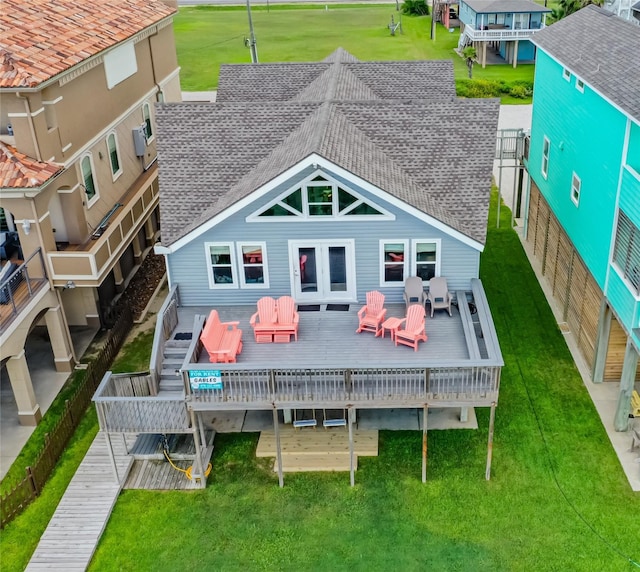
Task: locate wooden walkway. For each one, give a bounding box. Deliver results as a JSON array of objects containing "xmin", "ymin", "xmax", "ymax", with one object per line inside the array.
[{"xmin": 26, "ymin": 432, "xmax": 133, "ymax": 571}]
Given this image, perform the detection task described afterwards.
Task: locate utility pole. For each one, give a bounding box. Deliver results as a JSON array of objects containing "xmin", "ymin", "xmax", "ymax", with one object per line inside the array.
[
  {"xmin": 246, "ymin": 0, "xmax": 258, "ymax": 63},
  {"xmin": 430, "ymin": 0, "xmax": 437, "ymax": 41}
]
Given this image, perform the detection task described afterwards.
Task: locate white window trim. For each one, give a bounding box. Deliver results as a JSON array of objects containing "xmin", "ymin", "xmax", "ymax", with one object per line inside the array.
[
  {"xmin": 379, "ymin": 239, "xmax": 409, "ymax": 287},
  {"xmin": 575, "ymin": 78, "xmax": 585, "ymax": 93},
  {"xmin": 80, "ymin": 153, "xmax": 99, "ymax": 208},
  {"xmin": 106, "ymin": 131, "xmax": 123, "ymax": 182},
  {"xmin": 205, "ymin": 242, "xmax": 238, "ymax": 289},
  {"xmin": 541, "ymin": 136, "xmax": 550, "ymax": 180},
  {"xmin": 570, "ymin": 172, "xmax": 581, "ymax": 206},
  {"xmin": 247, "ymin": 169, "xmax": 394, "ymax": 222},
  {"xmin": 410, "ymin": 238, "xmax": 442, "ymax": 284},
  {"xmin": 236, "ymin": 241, "xmax": 270, "ymax": 289},
  {"xmin": 142, "ymin": 102, "xmax": 155, "ymax": 143},
  {"xmin": 562, "ymin": 68, "xmax": 571, "ymax": 81}
]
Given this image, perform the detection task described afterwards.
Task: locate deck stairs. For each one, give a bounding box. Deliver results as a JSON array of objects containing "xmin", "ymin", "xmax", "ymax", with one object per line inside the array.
[
  {"xmin": 457, "ymin": 28, "xmax": 472, "ymax": 51},
  {"xmin": 158, "ymin": 339, "xmax": 191, "ymax": 393}
]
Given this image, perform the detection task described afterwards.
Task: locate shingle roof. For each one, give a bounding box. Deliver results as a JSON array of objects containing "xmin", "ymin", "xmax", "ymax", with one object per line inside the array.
[
  {"xmin": 217, "ymin": 49, "xmax": 457, "ymax": 102},
  {"xmin": 155, "ymin": 98, "xmax": 499, "ymax": 247},
  {"xmin": 532, "ymin": 6, "xmax": 640, "ymax": 120},
  {"xmin": 0, "ymin": 0, "xmax": 175, "ymax": 89},
  {"xmin": 462, "ymin": 0, "xmax": 550, "ymax": 13},
  {"xmin": 0, "ymin": 143, "xmax": 62, "ymax": 188}
]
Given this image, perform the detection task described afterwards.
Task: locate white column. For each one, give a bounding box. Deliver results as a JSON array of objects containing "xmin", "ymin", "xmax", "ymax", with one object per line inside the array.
[{"xmin": 6, "ymin": 350, "xmax": 42, "ymax": 426}]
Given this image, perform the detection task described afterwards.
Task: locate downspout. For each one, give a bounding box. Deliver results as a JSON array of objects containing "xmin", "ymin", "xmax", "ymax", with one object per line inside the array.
[
  {"xmin": 16, "ymin": 92, "xmax": 42, "ymax": 161},
  {"xmin": 148, "ymin": 28, "xmax": 164, "ymax": 102}
]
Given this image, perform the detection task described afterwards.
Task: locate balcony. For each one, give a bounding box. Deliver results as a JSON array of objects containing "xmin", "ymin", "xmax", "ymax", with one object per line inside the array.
[
  {"xmin": 463, "ymin": 23, "xmax": 544, "ymax": 41},
  {"xmin": 0, "ymin": 248, "xmax": 50, "ymax": 333},
  {"xmin": 47, "ymin": 167, "xmax": 159, "ymax": 287}
]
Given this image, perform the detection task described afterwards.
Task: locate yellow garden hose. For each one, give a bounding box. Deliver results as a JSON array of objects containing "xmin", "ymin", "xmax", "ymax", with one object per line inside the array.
[{"xmin": 163, "ymin": 449, "xmax": 212, "ymax": 481}]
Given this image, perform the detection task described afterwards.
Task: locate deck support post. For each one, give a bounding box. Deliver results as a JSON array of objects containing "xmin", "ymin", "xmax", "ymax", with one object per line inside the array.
[
  {"xmin": 614, "ymin": 340, "xmax": 638, "ymax": 431},
  {"xmin": 273, "ymin": 408, "xmax": 284, "ymax": 487},
  {"xmin": 104, "ymin": 432, "xmax": 120, "ymax": 484},
  {"xmin": 592, "ymin": 300, "xmax": 611, "ymax": 384},
  {"xmin": 348, "ymin": 406, "xmax": 355, "ymax": 487},
  {"xmin": 485, "ymin": 402, "xmax": 496, "ymax": 480},
  {"xmin": 422, "ymin": 405, "xmax": 428, "ymax": 483},
  {"xmin": 513, "ymin": 40, "xmax": 519, "ymax": 68},
  {"xmin": 190, "ymin": 409, "xmax": 206, "ymax": 489},
  {"xmin": 197, "ymin": 410, "xmax": 207, "ymax": 448}
]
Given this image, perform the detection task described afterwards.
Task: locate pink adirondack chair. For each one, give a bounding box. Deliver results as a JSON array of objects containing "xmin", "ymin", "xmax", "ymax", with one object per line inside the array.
[
  {"xmin": 356, "ymin": 290, "xmax": 387, "ymax": 336},
  {"xmin": 274, "ymin": 295, "xmax": 299, "ymax": 342},
  {"xmin": 395, "ymin": 304, "xmax": 427, "ymax": 351},
  {"xmin": 250, "ymin": 296, "xmax": 277, "ymax": 342}
]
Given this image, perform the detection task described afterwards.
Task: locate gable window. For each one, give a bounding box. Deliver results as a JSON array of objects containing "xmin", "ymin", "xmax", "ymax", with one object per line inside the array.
[
  {"xmin": 80, "ymin": 154, "xmax": 98, "ymax": 205},
  {"xmin": 570, "ymin": 172, "xmax": 581, "ymax": 206},
  {"xmin": 412, "ymin": 239, "xmax": 440, "ymax": 282},
  {"xmin": 380, "ymin": 240, "xmax": 408, "ymax": 286},
  {"xmin": 562, "ymin": 68, "xmax": 571, "ymax": 81},
  {"xmin": 237, "ymin": 242, "xmax": 269, "ymax": 288},
  {"xmin": 613, "ymin": 211, "xmax": 640, "ymax": 294},
  {"xmin": 541, "ymin": 136, "xmax": 550, "ymax": 179},
  {"xmin": 106, "ymin": 133, "xmax": 122, "ymax": 179},
  {"xmin": 206, "ymin": 243, "xmax": 237, "ymax": 288},
  {"xmin": 250, "ymin": 172, "xmax": 392, "ymax": 221},
  {"xmin": 142, "ymin": 102, "xmax": 154, "ymax": 141},
  {"xmin": 576, "ymin": 78, "xmax": 584, "ymax": 93}
]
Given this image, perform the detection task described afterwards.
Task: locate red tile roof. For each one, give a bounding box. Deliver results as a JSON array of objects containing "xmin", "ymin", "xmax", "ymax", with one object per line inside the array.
[
  {"xmin": 0, "ymin": 0, "xmax": 176, "ymax": 89},
  {"xmin": 0, "ymin": 142, "xmax": 62, "ymax": 188}
]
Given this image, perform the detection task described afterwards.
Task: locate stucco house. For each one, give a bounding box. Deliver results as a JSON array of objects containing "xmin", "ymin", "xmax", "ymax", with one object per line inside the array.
[
  {"xmin": 94, "ymin": 51, "xmax": 504, "ymax": 486},
  {"xmin": 0, "ymin": 0, "xmax": 180, "ymax": 426}
]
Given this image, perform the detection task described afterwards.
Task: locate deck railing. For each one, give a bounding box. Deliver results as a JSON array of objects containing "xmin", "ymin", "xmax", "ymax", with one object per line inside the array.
[
  {"xmin": 463, "ymin": 24, "xmax": 542, "ymax": 41},
  {"xmin": 185, "ymin": 365, "xmax": 501, "ymax": 409},
  {"xmin": 0, "ymin": 248, "xmax": 49, "ymax": 332},
  {"xmin": 94, "ymin": 371, "xmax": 190, "ymax": 433},
  {"xmin": 149, "ymin": 285, "xmax": 179, "ymax": 393}
]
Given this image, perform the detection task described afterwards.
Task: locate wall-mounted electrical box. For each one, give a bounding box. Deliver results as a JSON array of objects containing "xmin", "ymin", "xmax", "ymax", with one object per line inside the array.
[{"xmin": 132, "ymin": 125, "xmax": 147, "ymax": 157}]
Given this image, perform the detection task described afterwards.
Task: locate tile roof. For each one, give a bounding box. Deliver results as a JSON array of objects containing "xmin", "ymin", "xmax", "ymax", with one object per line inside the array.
[
  {"xmin": 0, "ymin": 0, "xmax": 175, "ymax": 89},
  {"xmin": 217, "ymin": 49, "xmax": 457, "ymax": 102},
  {"xmin": 532, "ymin": 6, "xmax": 640, "ymax": 120},
  {"xmin": 155, "ymin": 98, "xmax": 499, "ymax": 247},
  {"xmin": 0, "ymin": 142, "xmax": 62, "ymax": 188},
  {"xmin": 462, "ymin": 0, "xmax": 551, "ymax": 12}
]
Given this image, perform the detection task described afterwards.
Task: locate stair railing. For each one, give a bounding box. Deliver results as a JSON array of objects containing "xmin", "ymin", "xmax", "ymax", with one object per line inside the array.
[{"xmin": 149, "ymin": 285, "xmax": 179, "ymax": 394}]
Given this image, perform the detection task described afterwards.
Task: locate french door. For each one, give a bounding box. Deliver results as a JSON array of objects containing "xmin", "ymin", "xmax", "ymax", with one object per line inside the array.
[{"xmin": 289, "ymin": 240, "xmax": 356, "ymax": 302}]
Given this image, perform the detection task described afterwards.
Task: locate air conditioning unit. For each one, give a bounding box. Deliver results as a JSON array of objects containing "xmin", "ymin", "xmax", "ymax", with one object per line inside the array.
[{"xmin": 132, "ymin": 125, "xmax": 147, "ymax": 157}]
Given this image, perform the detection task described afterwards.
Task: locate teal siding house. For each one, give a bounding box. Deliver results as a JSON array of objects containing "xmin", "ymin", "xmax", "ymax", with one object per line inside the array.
[
  {"xmin": 457, "ymin": 0, "xmax": 550, "ymax": 67},
  {"xmin": 525, "ymin": 6, "xmax": 640, "ymax": 430}
]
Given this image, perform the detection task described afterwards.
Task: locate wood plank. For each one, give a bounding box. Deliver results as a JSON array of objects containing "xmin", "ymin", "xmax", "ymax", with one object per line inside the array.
[
  {"xmin": 273, "ymin": 454, "xmax": 357, "ymax": 472},
  {"xmin": 256, "ymin": 428, "xmax": 378, "ymax": 457}
]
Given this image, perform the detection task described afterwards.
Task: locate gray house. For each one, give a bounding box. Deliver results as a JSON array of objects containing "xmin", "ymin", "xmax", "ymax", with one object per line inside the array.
[{"xmin": 94, "ymin": 51, "xmax": 504, "ymax": 487}]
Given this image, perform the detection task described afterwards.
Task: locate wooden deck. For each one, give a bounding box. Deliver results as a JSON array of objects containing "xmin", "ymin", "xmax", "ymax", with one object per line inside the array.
[
  {"xmin": 26, "ymin": 432, "xmax": 133, "ymax": 571},
  {"xmin": 256, "ymin": 426, "xmax": 378, "ymax": 472},
  {"xmin": 184, "ymin": 303, "xmax": 476, "ymax": 369},
  {"xmin": 0, "ymin": 278, "xmax": 49, "ymax": 331}
]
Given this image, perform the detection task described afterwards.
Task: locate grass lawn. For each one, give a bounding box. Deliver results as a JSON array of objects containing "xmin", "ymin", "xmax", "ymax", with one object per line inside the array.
[
  {"xmin": 85, "ymin": 196, "xmax": 640, "ymax": 571},
  {"xmin": 0, "ymin": 330, "xmax": 155, "ymax": 572},
  {"xmin": 175, "ymin": 5, "xmax": 534, "ymax": 103}
]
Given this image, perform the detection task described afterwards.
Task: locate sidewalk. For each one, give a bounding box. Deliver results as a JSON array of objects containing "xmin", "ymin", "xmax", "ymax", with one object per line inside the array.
[{"xmin": 0, "ymin": 326, "xmax": 96, "ymax": 479}]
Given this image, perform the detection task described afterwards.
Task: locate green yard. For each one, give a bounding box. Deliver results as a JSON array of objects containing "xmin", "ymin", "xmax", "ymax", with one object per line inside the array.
[
  {"xmin": 2, "ymin": 198, "xmax": 639, "ymax": 571},
  {"xmin": 81, "ymin": 197, "xmax": 638, "ymax": 571},
  {"xmin": 175, "ymin": 5, "xmax": 535, "ymax": 102}
]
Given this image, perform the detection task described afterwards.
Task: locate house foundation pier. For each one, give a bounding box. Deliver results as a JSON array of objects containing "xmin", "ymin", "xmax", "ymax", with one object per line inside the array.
[
  {"xmin": 6, "ymin": 350, "xmax": 42, "ymax": 426},
  {"xmin": 44, "ymin": 304, "xmax": 74, "ymax": 372}
]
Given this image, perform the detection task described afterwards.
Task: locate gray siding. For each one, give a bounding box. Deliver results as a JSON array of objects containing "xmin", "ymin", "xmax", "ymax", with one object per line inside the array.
[{"xmin": 168, "ymin": 166, "xmax": 481, "ymax": 306}]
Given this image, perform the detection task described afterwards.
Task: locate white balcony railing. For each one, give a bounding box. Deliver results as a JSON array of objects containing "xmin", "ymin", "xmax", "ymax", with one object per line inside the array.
[{"xmin": 463, "ymin": 24, "xmax": 542, "ymax": 41}]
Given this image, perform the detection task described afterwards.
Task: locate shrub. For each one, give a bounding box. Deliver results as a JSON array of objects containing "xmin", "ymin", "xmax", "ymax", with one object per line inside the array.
[
  {"xmin": 456, "ymin": 79, "xmax": 503, "ymax": 98},
  {"xmin": 509, "ymin": 85, "xmax": 530, "ymax": 99},
  {"xmin": 401, "ymin": 0, "xmax": 429, "ymax": 15}
]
